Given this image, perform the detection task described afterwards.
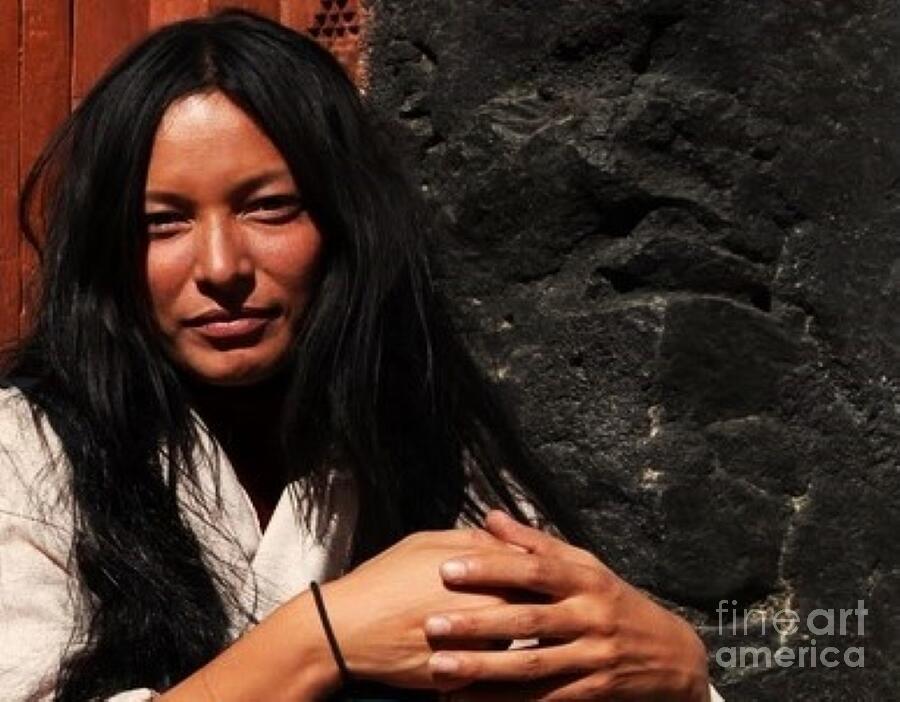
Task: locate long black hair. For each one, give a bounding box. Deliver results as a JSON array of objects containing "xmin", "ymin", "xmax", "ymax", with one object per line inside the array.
[{"xmin": 2, "ymin": 8, "xmax": 586, "ymax": 699}]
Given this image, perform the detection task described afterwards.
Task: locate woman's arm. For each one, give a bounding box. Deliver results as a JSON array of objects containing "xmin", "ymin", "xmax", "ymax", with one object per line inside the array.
[
  {"xmin": 148, "ymin": 526, "xmax": 540, "ymax": 701},
  {"xmin": 160, "ymin": 591, "xmax": 339, "ymax": 701},
  {"xmin": 162, "ymin": 528, "xmax": 524, "ymax": 701}
]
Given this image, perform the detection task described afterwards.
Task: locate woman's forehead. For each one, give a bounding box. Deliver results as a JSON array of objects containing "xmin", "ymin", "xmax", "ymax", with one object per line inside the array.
[
  {"xmin": 146, "ymin": 91, "xmax": 294, "ymax": 194},
  {"xmin": 157, "ymin": 91, "xmax": 238, "ymax": 129}
]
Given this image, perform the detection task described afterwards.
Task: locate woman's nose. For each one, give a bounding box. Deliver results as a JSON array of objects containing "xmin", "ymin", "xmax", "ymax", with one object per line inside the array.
[{"xmin": 193, "ymin": 215, "xmax": 254, "ymax": 291}]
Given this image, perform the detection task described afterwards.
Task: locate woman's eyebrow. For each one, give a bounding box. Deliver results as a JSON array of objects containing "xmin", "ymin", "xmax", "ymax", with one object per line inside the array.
[{"xmin": 144, "ymin": 169, "xmax": 295, "ymax": 206}]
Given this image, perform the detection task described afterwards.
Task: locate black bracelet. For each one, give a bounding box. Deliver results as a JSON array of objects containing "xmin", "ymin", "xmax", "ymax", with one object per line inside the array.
[{"xmin": 309, "ymin": 580, "xmax": 354, "ymax": 687}]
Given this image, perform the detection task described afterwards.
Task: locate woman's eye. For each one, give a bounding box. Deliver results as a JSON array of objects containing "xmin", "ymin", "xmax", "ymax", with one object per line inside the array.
[
  {"xmin": 144, "ymin": 211, "xmax": 188, "ymax": 236},
  {"xmin": 245, "ymin": 195, "xmax": 304, "ymax": 222}
]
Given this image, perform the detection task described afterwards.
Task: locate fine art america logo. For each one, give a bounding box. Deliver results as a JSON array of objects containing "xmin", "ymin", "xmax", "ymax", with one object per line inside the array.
[{"xmin": 714, "ymin": 600, "xmax": 867, "ymax": 669}]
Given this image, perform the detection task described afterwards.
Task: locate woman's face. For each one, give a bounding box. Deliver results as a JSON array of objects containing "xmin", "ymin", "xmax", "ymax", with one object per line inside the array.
[{"xmin": 144, "ymin": 90, "xmax": 323, "ymax": 387}]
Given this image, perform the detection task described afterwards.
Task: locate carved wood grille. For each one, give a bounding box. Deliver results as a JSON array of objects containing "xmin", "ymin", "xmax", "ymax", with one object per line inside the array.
[{"xmin": 284, "ymin": 0, "xmax": 370, "ymax": 87}]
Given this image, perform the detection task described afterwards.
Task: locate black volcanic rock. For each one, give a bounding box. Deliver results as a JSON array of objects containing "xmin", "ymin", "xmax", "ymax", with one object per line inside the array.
[{"xmin": 366, "ymin": 1, "xmax": 900, "ymax": 697}]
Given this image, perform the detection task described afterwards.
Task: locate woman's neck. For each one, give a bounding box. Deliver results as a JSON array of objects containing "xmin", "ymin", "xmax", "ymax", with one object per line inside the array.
[
  {"xmin": 182, "ymin": 369, "xmax": 292, "ymax": 531},
  {"xmin": 184, "ymin": 371, "xmax": 288, "ymax": 437}
]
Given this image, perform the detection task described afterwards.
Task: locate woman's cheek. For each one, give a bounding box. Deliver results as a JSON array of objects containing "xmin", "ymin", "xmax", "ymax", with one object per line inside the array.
[{"xmin": 146, "ymin": 241, "xmax": 194, "ymax": 331}]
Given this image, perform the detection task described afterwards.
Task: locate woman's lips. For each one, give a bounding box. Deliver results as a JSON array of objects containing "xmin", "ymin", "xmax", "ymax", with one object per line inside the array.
[{"xmin": 193, "ymin": 316, "xmax": 271, "ymax": 340}]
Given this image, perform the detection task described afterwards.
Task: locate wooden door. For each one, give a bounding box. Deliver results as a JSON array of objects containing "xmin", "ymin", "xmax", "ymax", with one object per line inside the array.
[{"xmin": 0, "ymin": 0, "xmax": 367, "ymax": 346}]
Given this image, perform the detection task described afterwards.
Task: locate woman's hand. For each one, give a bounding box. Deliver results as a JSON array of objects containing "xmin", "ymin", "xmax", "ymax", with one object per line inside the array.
[
  {"xmin": 320, "ymin": 527, "xmax": 526, "ymax": 693},
  {"xmin": 423, "ymin": 510, "xmax": 711, "ymax": 701}
]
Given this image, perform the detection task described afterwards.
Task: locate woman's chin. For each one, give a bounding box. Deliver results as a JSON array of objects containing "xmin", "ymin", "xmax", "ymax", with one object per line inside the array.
[{"xmin": 178, "ymin": 363, "xmax": 277, "ymax": 389}]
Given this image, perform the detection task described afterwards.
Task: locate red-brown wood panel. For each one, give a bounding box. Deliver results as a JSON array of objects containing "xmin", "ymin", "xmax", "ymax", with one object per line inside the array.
[
  {"xmin": 150, "ymin": 0, "xmax": 210, "ymax": 29},
  {"xmin": 72, "ymin": 0, "xmax": 150, "ymax": 108},
  {"xmin": 0, "ymin": 1, "xmax": 19, "ymax": 347},
  {"xmin": 19, "ymin": 0, "xmax": 72, "ymax": 335}
]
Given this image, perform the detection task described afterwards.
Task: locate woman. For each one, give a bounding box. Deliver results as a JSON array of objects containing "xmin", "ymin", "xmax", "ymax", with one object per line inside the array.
[{"xmin": 0, "ymin": 9, "xmax": 719, "ymax": 702}]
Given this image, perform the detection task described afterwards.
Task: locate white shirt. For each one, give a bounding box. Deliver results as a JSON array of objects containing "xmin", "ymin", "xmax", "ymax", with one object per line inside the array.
[{"xmin": 0, "ymin": 386, "xmax": 723, "ymax": 701}]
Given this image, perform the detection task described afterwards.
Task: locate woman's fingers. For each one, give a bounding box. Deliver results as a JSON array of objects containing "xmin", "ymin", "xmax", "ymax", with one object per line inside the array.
[
  {"xmin": 425, "ymin": 603, "xmax": 586, "ymax": 641},
  {"xmin": 484, "ymin": 510, "xmax": 602, "ymax": 568},
  {"xmin": 440, "ymin": 549, "xmax": 605, "ymax": 599},
  {"xmin": 428, "ymin": 641, "xmax": 607, "ymax": 684},
  {"xmin": 483, "ymin": 510, "xmax": 558, "ymax": 555}
]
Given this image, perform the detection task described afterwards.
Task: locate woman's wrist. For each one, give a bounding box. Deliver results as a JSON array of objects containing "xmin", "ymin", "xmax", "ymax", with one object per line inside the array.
[
  {"xmin": 159, "ymin": 589, "xmax": 342, "ymax": 701},
  {"xmin": 283, "ymin": 589, "xmax": 346, "ymax": 699}
]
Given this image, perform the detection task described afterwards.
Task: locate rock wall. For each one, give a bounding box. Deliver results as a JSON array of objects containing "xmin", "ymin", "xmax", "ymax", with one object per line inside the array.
[{"xmin": 365, "ymin": 1, "xmax": 900, "ymax": 697}]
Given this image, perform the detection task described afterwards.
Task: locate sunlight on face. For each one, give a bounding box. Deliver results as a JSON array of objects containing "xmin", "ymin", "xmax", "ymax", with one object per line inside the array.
[{"xmin": 144, "ymin": 90, "xmax": 323, "ymax": 386}]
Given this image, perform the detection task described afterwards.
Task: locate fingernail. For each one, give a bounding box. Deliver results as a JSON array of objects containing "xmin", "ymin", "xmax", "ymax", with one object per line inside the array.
[
  {"xmin": 441, "ymin": 559, "xmax": 468, "ymax": 580},
  {"xmin": 425, "ymin": 615, "xmax": 452, "ymax": 635},
  {"xmin": 430, "ymin": 653, "xmax": 460, "ymax": 673}
]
